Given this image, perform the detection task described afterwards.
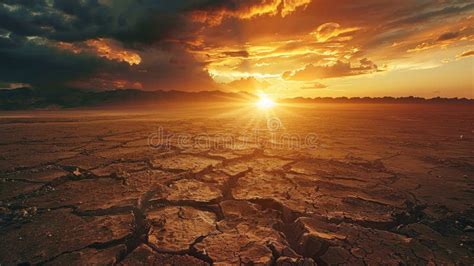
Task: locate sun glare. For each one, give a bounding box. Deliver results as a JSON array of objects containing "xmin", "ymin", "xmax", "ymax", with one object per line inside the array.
[{"xmin": 256, "ymin": 93, "xmax": 276, "ymax": 109}]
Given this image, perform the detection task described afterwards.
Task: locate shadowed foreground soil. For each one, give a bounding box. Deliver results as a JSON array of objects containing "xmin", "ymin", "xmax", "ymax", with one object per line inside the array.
[{"xmin": 0, "ymin": 104, "xmax": 473, "ymax": 265}]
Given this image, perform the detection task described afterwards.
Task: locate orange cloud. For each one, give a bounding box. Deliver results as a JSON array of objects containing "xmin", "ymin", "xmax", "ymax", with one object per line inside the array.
[
  {"xmin": 190, "ymin": 0, "xmax": 310, "ymax": 25},
  {"xmin": 56, "ymin": 39, "xmax": 141, "ymax": 66},
  {"xmin": 39, "ymin": 0, "xmax": 473, "ymax": 97},
  {"xmin": 85, "ymin": 39, "xmax": 141, "ymax": 66},
  {"xmin": 458, "ymin": 50, "xmax": 474, "ymax": 58},
  {"xmin": 56, "ymin": 42, "xmax": 82, "ymax": 54},
  {"xmin": 223, "ymin": 77, "xmax": 271, "ymax": 92},
  {"xmin": 281, "ymin": 0, "xmax": 312, "ymax": 17},
  {"xmin": 283, "ymin": 58, "xmax": 379, "ymax": 80},
  {"xmin": 311, "ymin": 23, "xmax": 360, "ymax": 42}
]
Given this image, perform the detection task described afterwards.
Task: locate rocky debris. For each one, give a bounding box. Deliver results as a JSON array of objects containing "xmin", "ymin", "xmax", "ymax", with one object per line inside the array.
[
  {"xmin": 119, "ymin": 244, "xmax": 209, "ymax": 265},
  {"xmin": 147, "ymin": 206, "xmax": 216, "ymax": 252},
  {"xmin": 0, "ymin": 209, "xmax": 133, "ymax": 264},
  {"xmin": 0, "ymin": 206, "xmax": 38, "ymax": 227}
]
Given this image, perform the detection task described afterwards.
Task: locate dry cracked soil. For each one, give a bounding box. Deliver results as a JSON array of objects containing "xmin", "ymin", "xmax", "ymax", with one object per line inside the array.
[{"xmin": 0, "ymin": 104, "xmax": 473, "ymax": 265}]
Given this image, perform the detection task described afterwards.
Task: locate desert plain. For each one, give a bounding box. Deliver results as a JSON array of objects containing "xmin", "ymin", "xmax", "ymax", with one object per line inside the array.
[{"xmin": 0, "ymin": 103, "xmax": 473, "ymax": 265}]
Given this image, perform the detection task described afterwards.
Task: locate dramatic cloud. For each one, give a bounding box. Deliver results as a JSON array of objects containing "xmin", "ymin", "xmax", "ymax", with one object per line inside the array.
[
  {"xmin": 458, "ymin": 50, "xmax": 474, "ymax": 58},
  {"xmin": 0, "ymin": 35, "xmax": 126, "ymax": 87},
  {"xmin": 189, "ymin": 0, "xmax": 310, "ymax": 25},
  {"xmin": 57, "ymin": 38, "xmax": 142, "ymax": 65},
  {"xmin": 311, "ymin": 23, "xmax": 360, "ymax": 42},
  {"xmin": 283, "ymin": 59, "xmax": 379, "ymax": 81},
  {"xmin": 0, "ymin": 0, "xmax": 225, "ymax": 89},
  {"xmin": 0, "ymin": 0, "xmax": 309, "ymax": 90},
  {"xmin": 0, "ymin": 0, "xmax": 472, "ymax": 97},
  {"xmin": 223, "ymin": 77, "xmax": 271, "ymax": 92},
  {"xmin": 222, "ymin": 50, "xmax": 250, "ymax": 58}
]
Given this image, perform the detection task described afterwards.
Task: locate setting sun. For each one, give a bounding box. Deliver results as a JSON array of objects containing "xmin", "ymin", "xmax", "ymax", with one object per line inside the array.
[
  {"xmin": 0, "ymin": 1, "xmax": 472, "ymax": 265},
  {"xmin": 256, "ymin": 93, "xmax": 276, "ymax": 109}
]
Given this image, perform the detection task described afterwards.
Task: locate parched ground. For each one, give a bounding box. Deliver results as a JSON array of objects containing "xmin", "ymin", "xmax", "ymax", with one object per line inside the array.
[{"xmin": 0, "ymin": 104, "xmax": 473, "ymax": 265}]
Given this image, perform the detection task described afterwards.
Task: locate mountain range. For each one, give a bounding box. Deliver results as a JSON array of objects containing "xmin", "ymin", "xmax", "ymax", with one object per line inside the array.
[{"xmin": 0, "ymin": 87, "xmax": 472, "ymax": 110}]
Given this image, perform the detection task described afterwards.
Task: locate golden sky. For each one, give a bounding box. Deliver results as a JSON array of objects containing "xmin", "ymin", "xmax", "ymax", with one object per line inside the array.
[
  {"xmin": 1, "ymin": 0, "xmax": 473, "ymax": 98},
  {"xmin": 186, "ymin": 0, "xmax": 474, "ymax": 98}
]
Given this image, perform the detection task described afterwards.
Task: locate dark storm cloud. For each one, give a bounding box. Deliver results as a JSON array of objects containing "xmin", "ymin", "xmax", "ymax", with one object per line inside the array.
[
  {"xmin": 2, "ymin": 0, "xmax": 46, "ymax": 8},
  {"xmin": 0, "ymin": 0, "xmax": 472, "ymax": 91},
  {"xmin": 2, "ymin": 0, "xmax": 297, "ymax": 89},
  {"xmin": 0, "ymin": 0, "xmax": 310, "ymax": 45},
  {"xmin": 0, "ymin": 0, "xmax": 181, "ymax": 44},
  {"xmin": 0, "ymin": 4, "xmax": 43, "ymax": 36},
  {"xmin": 0, "ymin": 0, "xmax": 269, "ymax": 45},
  {"xmin": 393, "ymin": 2, "xmax": 474, "ymax": 25},
  {"xmin": 0, "ymin": 35, "xmax": 128, "ymax": 87},
  {"xmin": 0, "ymin": 0, "xmax": 215, "ymax": 88}
]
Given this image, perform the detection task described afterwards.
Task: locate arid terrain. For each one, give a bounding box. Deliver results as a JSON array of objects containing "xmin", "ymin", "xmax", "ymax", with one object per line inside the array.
[{"xmin": 0, "ymin": 104, "xmax": 473, "ymax": 265}]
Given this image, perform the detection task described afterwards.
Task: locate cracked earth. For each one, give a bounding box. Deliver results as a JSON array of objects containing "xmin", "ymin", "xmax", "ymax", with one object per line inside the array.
[{"xmin": 0, "ymin": 105, "xmax": 473, "ymax": 265}]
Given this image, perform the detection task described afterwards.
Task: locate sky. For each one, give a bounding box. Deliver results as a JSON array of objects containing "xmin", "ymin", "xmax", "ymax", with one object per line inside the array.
[{"xmin": 0, "ymin": 0, "xmax": 473, "ymax": 98}]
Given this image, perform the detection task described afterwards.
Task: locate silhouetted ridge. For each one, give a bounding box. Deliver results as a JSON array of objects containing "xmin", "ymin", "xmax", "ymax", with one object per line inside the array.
[
  {"xmin": 0, "ymin": 88, "xmax": 471, "ymax": 110},
  {"xmin": 282, "ymin": 96, "xmax": 473, "ymax": 104}
]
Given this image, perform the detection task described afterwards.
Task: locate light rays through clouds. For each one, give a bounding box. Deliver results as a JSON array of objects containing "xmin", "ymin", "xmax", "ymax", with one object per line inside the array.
[{"xmin": 0, "ymin": 0, "xmax": 472, "ymax": 97}]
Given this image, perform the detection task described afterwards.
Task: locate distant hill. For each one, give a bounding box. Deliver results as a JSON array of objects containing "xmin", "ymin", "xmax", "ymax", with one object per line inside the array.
[
  {"xmin": 0, "ymin": 87, "xmax": 255, "ymax": 110},
  {"xmin": 0, "ymin": 87, "xmax": 472, "ymax": 110},
  {"xmin": 282, "ymin": 96, "xmax": 474, "ymax": 104}
]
